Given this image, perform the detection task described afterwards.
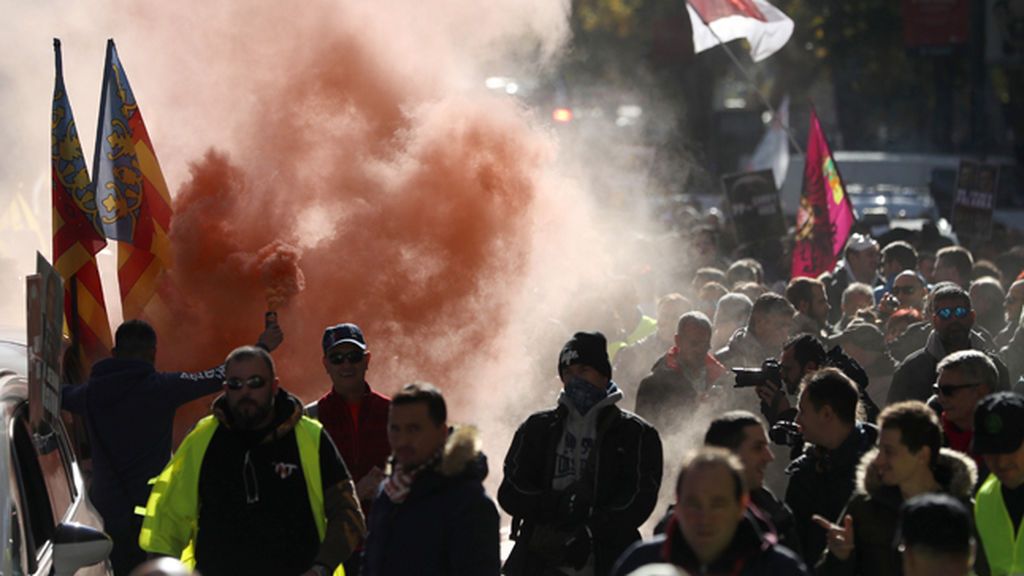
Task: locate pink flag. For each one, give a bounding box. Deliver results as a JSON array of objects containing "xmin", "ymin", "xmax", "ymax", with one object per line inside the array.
[
  {"xmin": 791, "ymin": 108, "xmax": 855, "ymax": 279},
  {"xmin": 687, "ymin": 0, "xmax": 794, "ymax": 62}
]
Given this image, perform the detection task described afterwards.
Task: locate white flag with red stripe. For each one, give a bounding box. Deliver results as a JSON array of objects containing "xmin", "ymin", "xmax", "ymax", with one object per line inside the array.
[{"xmin": 687, "ymin": 0, "xmax": 794, "ymax": 62}]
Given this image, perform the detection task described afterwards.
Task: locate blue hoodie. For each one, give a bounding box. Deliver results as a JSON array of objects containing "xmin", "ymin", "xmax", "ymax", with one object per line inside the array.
[{"xmin": 62, "ymin": 357, "xmax": 224, "ymax": 519}]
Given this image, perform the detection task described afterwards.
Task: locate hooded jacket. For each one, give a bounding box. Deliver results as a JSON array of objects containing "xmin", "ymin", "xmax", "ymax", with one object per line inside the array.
[
  {"xmin": 61, "ymin": 357, "xmax": 225, "ymax": 520},
  {"xmin": 816, "ymin": 447, "xmax": 977, "ymax": 576},
  {"xmin": 886, "ymin": 330, "xmax": 1011, "ymax": 405},
  {"xmin": 362, "ymin": 426, "xmax": 500, "ymax": 576},
  {"xmin": 612, "ymin": 514, "xmax": 808, "ymax": 576},
  {"xmin": 140, "ymin": 388, "xmax": 366, "ymax": 576},
  {"xmin": 499, "ymin": 392, "xmax": 663, "ymax": 576},
  {"xmin": 785, "ymin": 422, "xmax": 878, "ymax": 570}
]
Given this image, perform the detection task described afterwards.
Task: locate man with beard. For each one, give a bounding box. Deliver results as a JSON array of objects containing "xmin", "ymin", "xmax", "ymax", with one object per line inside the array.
[
  {"xmin": 786, "ymin": 277, "xmax": 831, "ymax": 339},
  {"xmin": 139, "ymin": 346, "xmax": 366, "ymax": 576},
  {"xmin": 887, "ymin": 285, "xmax": 1010, "ymax": 405},
  {"xmin": 995, "ymin": 279, "xmax": 1024, "ymax": 348},
  {"xmin": 716, "ymin": 293, "xmax": 796, "ymax": 370},
  {"xmin": 749, "ymin": 333, "xmax": 828, "ymax": 429},
  {"xmin": 61, "ymin": 319, "xmax": 283, "ymax": 576}
]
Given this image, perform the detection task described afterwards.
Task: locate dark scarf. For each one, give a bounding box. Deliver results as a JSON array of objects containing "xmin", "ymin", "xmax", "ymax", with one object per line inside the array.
[{"xmin": 564, "ymin": 378, "xmax": 611, "ymax": 415}]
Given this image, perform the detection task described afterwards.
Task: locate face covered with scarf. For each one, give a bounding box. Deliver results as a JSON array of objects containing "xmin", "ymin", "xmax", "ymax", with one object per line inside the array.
[{"xmin": 558, "ymin": 331, "xmax": 614, "ymax": 415}]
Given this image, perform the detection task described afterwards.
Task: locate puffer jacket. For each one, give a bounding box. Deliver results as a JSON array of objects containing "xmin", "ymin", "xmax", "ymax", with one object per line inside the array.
[
  {"xmin": 362, "ymin": 426, "xmax": 500, "ymax": 576},
  {"xmin": 816, "ymin": 448, "xmax": 977, "ymax": 576}
]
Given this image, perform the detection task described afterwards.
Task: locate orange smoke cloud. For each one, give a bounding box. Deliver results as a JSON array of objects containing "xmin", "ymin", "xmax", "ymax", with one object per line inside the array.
[{"xmin": 154, "ymin": 45, "xmax": 551, "ymax": 417}]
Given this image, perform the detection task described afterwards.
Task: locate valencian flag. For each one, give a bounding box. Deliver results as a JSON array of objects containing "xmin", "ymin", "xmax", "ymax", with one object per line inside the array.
[
  {"xmin": 791, "ymin": 108, "xmax": 855, "ymax": 279},
  {"xmin": 687, "ymin": 0, "xmax": 794, "ymax": 62},
  {"xmin": 93, "ymin": 39, "xmax": 173, "ymax": 322},
  {"xmin": 51, "ymin": 39, "xmax": 113, "ymax": 373}
]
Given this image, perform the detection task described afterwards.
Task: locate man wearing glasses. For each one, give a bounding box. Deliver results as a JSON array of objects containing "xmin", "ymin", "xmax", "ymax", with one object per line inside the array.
[
  {"xmin": 307, "ymin": 323, "xmax": 391, "ymax": 574},
  {"xmin": 140, "ymin": 345, "xmax": 366, "ymax": 576},
  {"xmin": 890, "ymin": 271, "xmax": 928, "ymax": 313},
  {"xmin": 887, "ymin": 285, "xmax": 1009, "ymax": 405},
  {"xmin": 933, "ymin": 350, "xmax": 1000, "ymax": 487},
  {"xmin": 61, "ymin": 318, "xmax": 283, "ymax": 576}
]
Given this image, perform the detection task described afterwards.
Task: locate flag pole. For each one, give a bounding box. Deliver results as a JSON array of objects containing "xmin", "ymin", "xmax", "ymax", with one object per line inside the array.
[{"xmin": 687, "ymin": 1, "xmax": 804, "ymax": 154}]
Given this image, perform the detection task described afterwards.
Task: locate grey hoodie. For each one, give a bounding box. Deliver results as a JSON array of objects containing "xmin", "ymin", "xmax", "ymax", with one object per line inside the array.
[{"xmin": 552, "ymin": 385, "xmax": 624, "ymax": 491}]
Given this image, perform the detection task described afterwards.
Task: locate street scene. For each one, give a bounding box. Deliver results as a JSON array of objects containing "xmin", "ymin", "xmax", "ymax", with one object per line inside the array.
[{"xmin": 2, "ymin": 0, "xmax": 1024, "ymax": 575}]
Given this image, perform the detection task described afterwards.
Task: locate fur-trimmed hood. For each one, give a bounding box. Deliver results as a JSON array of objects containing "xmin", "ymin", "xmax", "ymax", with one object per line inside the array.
[
  {"xmin": 438, "ymin": 424, "xmax": 487, "ymax": 480},
  {"xmin": 855, "ymin": 446, "xmax": 977, "ymax": 502}
]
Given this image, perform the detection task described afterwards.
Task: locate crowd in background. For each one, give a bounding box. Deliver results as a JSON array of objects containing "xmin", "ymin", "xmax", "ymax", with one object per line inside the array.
[{"xmin": 64, "ymin": 208, "xmax": 1024, "ymax": 576}]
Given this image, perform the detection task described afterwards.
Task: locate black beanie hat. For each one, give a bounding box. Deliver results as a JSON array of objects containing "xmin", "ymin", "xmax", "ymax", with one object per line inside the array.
[{"xmin": 558, "ymin": 331, "xmax": 612, "ymax": 379}]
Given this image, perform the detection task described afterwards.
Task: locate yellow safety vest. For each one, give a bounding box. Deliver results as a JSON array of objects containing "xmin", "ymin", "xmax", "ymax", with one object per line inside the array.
[
  {"xmin": 976, "ymin": 474, "xmax": 1024, "ymax": 576},
  {"xmin": 608, "ymin": 315, "xmax": 658, "ymax": 362},
  {"xmin": 138, "ymin": 415, "xmax": 342, "ymax": 574}
]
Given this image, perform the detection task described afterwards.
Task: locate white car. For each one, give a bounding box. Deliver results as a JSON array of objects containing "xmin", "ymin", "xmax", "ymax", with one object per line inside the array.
[{"xmin": 0, "ymin": 337, "xmax": 112, "ymax": 575}]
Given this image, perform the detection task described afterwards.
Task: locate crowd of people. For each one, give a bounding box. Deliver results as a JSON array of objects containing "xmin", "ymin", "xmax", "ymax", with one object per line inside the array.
[{"xmin": 61, "ymin": 222, "xmax": 1024, "ymax": 576}]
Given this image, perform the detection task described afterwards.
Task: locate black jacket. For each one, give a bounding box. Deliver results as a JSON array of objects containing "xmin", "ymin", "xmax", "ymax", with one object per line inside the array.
[
  {"xmin": 886, "ymin": 331, "xmax": 1010, "ymax": 405},
  {"xmin": 499, "ymin": 403, "xmax": 663, "ymax": 576},
  {"xmin": 612, "ymin": 514, "xmax": 808, "ymax": 576},
  {"xmin": 61, "ymin": 357, "xmax": 224, "ymax": 521},
  {"xmin": 363, "ymin": 426, "xmax": 501, "ymax": 576},
  {"xmin": 196, "ymin": 389, "xmax": 364, "ymax": 576},
  {"xmin": 785, "ymin": 422, "xmax": 878, "ymax": 570}
]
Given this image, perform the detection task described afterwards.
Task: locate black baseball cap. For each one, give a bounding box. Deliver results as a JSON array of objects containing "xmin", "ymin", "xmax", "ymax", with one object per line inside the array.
[
  {"xmin": 971, "ymin": 392, "xmax": 1024, "ymax": 455},
  {"xmin": 322, "ymin": 323, "xmax": 367, "ymax": 353}
]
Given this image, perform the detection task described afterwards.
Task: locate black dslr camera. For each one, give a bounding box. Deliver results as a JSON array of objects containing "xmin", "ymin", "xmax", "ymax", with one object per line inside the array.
[
  {"xmin": 731, "ymin": 358, "xmax": 782, "ymax": 388},
  {"xmin": 769, "ymin": 420, "xmax": 804, "ymax": 448}
]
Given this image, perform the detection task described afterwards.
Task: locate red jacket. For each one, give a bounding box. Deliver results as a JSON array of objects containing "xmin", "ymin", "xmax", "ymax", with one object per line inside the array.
[{"xmin": 315, "ymin": 384, "xmax": 391, "ymax": 495}]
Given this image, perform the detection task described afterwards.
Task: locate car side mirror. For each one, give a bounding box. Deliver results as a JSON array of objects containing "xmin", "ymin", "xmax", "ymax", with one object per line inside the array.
[{"xmin": 52, "ymin": 521, "xmax": 112, "ymax": 576}]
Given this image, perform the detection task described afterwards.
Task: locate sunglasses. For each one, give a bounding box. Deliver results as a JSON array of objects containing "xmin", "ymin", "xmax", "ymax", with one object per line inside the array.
[
  {"xmin": 224, "ymin": 376, "xmax": 268, "ymax": 390},
  {"xmin": 932, "ymin": 382, "xmax": 980, "ymax": 396},
  {"xmin": 329, "ymin": 350, "xmax": 366, "ymax": 365},
  {"xmin": 892, "ymin": 286, "xmax": 917, "ymax": 296},
  {"xmin": 935, "ymin": 306, "xmax": 970, "ymax": 320}
]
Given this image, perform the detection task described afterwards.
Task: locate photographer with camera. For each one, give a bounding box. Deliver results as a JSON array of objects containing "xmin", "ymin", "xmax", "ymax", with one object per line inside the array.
[
  {"xmin": 786, "ymin": 368, "xmax": 878, "ymax": 571},
  {"xmin": 737, "ymin": 334, "xmax": 880, "ymax": 432},
  {"xmin": 740, "ymin": 335, "xmax": 826, "ymax": 427}
]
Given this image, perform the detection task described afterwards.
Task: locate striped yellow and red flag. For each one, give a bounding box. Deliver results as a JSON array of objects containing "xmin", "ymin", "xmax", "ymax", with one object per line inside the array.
[
  {"xmin": 51, "ymin": 39, "xmax": 113, "ymax": 373},
  {"xmin": 92, "ymin": 39, "xmax": 173, "ymax": 323}
]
